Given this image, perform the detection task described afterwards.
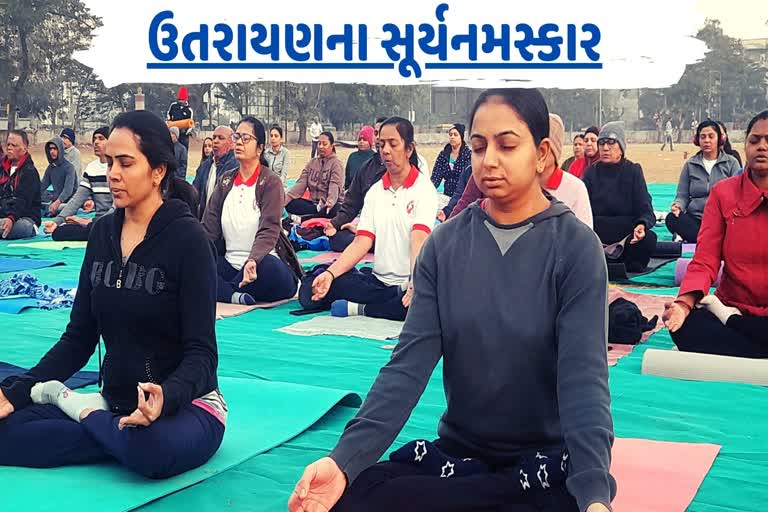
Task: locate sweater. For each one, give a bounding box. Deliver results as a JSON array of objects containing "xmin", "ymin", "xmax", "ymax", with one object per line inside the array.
[
  {"xmin": 448, "ymin": 174, "xmax": 483, "ymax": 219},
  {"xmin": 330, "ymin": 152, "xmax": 386, "ymax": 230},
  {"xmin": 286, "ymin": 153, "xmax": 345, "ymax": 210},
  {"xmin": 0, "ymin": 199, "xmax": 219, "ymax": 415},
  {"xmin": 63, "ymin": 145, "xmax": 83, "ymax": 183},
  {"xmin": 679, "ymin": 170, "xmax": 768, "ymax": 317},
  {"xmin": 568, "ymin": 154, "xmax": 599, "ymax": 179},
  {"xmin": 41, "ymin": 137, "xmax": 77, "ymax": 204},
  {"xmin": 344, "ymin": 149, "xmax": 376, "ymax": 190},
  {"xmin": 264, "ymin": 145, "xmax": 290, "ymax": 185},
  {"xmin": 53, "ymin": 159, "xmax": 111, "ymax": 225},
  {"xmin": 192, "ymin": 150, "xmax": 239, "ymax": 219},
  {"xmin": 673, "ymin": 151, "xmax": 740, "ymax": 220},
  {"xmin": 0, "ymin": 153, "xmax": 41, "ymax": 225},
  {"xmin": 544, "ymin": 167, "xmax": 594, "ymax": 228},
  {"xmin": 430, "ymin": 144, "xmax": 472, "ymax": 198},
  {"xmin": 582, "ymin": 159, "xmax": 655, "ymax": 244},
  {"xmin": 443, "ymin": 163, "xmax": 472, "ymax": 217},
  {"xmin": 330, "ymin": 199, "xmax": 615, "ymax": 512},
  {"xmin": 203, "ymin": 168, "xmax": 298, "ymax": 269},
  {"xmin": 174, "ymin": 142, "xmax": 188, "ymax": 179}
]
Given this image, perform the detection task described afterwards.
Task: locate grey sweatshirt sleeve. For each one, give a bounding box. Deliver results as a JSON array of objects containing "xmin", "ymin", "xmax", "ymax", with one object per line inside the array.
[
  {"xmin": 57, "ymin": 166, "xmax": 77, "ymax": 203},
  {"xmin": 556, "ymin": 226, "xmax": 616, "ymax": 512},
  {"xmin": 673, "ymin": 163, "xmax": 691, "ymax": 211},
  {"xmin": 330, "ymin": 234, "xmax": 443, "ymax": 483},
  {"xmin": 54, "ymin": 185, "xmax": 91, "ymax": 225}
]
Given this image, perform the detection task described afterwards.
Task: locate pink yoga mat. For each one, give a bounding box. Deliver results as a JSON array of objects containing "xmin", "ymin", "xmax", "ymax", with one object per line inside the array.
[
  {"xmin": 682, "ymin": 243, "xmax": 696, "ymax": 254},
  {"xmin": 612, "ymin": 438, "xmax": 720, "ymax": 512},
  {"xmin": 299, "ymin": 252, "xmax": 375, "ymax": 265},
  {"xmin": 674, "ymin": 258, "xmax": 723, "ymax": 287}
]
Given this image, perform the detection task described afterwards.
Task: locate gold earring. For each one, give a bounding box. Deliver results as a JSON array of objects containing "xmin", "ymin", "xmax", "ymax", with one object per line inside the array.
[{"xmin": 536, "ymin": 162, "xmax": 544, "ymax": 174}]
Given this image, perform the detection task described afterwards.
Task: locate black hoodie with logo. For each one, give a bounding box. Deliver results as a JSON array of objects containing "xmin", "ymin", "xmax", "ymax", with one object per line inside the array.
[{"xmin": 0, "ymin": 199, "xmax": 219, "ymax": 416}]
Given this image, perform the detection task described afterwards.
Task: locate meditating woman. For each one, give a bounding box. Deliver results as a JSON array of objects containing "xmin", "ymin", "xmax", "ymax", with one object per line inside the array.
[
  {"xmin": 265, "ymin": 125, "xmax": 290, "ymax": 186},
  {"xmin": 203, "ymin": 116, "xmax": 300, "ymax": 306},
  {"xmin": 583, "ymin": 122, "xmax": 657, "ymax": 272},
  {"xmin": 0, "ymin": 110, "xmax": 225, "ymax": 478},
  {"xmin": 430, "ymin": 123, "xmax": 472, "ymax": 211},
  {"xmin": 666, "ymin": 121, "xmax": 739, "ymax": 242},
  {"xmin": 664, "ymin": 111, "xmax": 768, "ymax": 358},
  {"xmin": 344, "ymin": 126, "xmax": 376, "ymax": 190},
  {"xmin": 297, "ymin": 117, "xmax": 437, "ymax": 322},
  {"xmin": 289, "ymin": 88, "xmax": 614, "ymax": 512},
  {"xmin": 285, "ymin": 131, "xmax": 344, "ymax": 219}
]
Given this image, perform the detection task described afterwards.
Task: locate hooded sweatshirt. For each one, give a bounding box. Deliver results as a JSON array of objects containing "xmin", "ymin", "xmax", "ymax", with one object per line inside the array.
[
  {"xmin": 673, "ymin": 150, "xmax": 740, "ymax": 220},
  {"xmin": 41, "ymin": 137, "xmax": 77, "ymax": 204},
  {"xmin": 53, "ymin": 158, "xmax": 111, "ymax": 226},
  {"xmin": 63, "ymin": 145, "xmax": 83, "ymax": 183},
  {"xmin": 330, "ymin": 198, "xmax": 615, "ymax": 511},
  {"xmin": 0, "ymin": 152, "xmax": 41, "ymax": 225},
  {"xmin": 0, "ymin": 199, "xmax": 219, "ymax": 416}
]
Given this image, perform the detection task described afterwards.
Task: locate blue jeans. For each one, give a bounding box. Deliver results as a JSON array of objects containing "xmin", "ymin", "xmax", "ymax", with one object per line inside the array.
[
  {"xmin": 0, "ymin": 403, "xmax": 224, "ymax": 478},
  {"xmin": 216, "ymin": 254, "xmax": 298, "ymax": 303},
  {"xmin": 5, "ymin": 218, "xmax": 37, "ymax": 240}
]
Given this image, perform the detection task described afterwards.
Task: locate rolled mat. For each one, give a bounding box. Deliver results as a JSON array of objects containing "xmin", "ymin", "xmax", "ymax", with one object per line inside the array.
[
  {"xmin": 641, "ymin": 349, "xmax": 768, "ymax": 386},
  {"xmin": 653, "ymin": 241, "xmax": 682, "ymax": 258},
  {"xmin": 674, "ymin": 258, "xmax": 723, "ymax": 286}
]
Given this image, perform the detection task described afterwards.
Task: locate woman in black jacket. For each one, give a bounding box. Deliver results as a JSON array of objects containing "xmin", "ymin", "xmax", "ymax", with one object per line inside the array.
[
  {"xmin": 0, "ymin": 111, "xmax": 225, "ymax": 478},
  {"xmin": 583, "ymin": 122, "xmax": 657, "ymax": 272}
]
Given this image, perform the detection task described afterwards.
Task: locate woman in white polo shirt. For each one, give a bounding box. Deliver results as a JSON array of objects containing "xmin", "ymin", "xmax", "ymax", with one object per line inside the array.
[
  {"xmin": 202, "ymin": 117, "xmax": 300, "ymax": 305},
  {"xmin": 298, "ymin": 117, "xmax": 438, "ymax": 321}
]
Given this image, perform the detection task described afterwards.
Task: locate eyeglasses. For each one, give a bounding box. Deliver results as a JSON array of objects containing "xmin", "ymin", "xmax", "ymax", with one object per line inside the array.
[
  {"xmin": 231, "ymin": 133, "xmax": 256, "ymax": 144},
  {"xmin": 598, "ymin": 139, "xmax": 618, "ymax": 146}
]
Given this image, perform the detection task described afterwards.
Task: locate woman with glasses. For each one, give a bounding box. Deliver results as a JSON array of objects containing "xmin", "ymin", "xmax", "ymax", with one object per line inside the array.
[
  {"xmin": 284, "ymin": 131, "xmax": 345, "ymax": 220},
  {"xmin": 202, "ymin": 117, "xmax": 300, "ymax": 305},
  {"xmin": 583, "ymin": 122, "xmax": 657, "ymax": 272}
]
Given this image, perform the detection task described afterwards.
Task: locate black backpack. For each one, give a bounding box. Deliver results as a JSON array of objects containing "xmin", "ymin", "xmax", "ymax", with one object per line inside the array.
[{"xmin": 608, "ymin": 298, "xmax": 658, "ymax": 345}]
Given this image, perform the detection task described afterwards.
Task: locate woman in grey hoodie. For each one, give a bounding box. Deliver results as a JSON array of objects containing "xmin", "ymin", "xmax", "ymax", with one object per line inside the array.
[
  {"xmin": 288, "ymin": 89, "xmax": 614, "ymax": 512},
  {"xmin": 666, "ymin": 121, "xmax": 740, "ymax": 242}
]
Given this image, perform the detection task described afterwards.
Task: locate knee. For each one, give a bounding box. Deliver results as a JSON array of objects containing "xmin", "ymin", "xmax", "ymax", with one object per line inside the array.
[{"xmin": 329, "ymin": 233, "xmax": 351, "ymax": 253}]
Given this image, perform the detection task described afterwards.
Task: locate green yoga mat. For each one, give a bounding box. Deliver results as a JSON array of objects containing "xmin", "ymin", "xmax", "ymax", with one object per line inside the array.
[
  {"xmin": 8, "ymin": 240, "xmax": 88, "ymax": 251},
  {"xmin": 1, "ymin": 377, "xmax": 360, "ymax": 512}
]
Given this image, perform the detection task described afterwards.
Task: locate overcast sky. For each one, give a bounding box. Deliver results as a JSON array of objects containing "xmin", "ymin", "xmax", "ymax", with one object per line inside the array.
[{"xmin": 697, "ymin": 0, "xmax": 767, "ymax": 39}]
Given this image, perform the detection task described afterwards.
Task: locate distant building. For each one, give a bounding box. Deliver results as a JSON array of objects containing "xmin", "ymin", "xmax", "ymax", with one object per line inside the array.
[{"xmin": 743, "ymin": 38, "xmax": 768, "ymax": 67}]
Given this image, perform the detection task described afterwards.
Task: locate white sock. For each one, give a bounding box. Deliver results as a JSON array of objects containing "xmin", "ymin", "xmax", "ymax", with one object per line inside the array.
[
  {"xmin": 700, "ymin": 295, "xmax": 742, "ymax": 325},
  {"xmin": 30, "ymin": 380, "xmax": 109, "ymax": 423},
  {"xmin": 347, "ymin": 301, "xmax": 362, "ymax": 316}
]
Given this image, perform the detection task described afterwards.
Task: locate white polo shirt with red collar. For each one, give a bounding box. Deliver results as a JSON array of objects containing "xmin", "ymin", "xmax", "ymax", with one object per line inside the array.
[
  {"xmin": 221, "ymin": 165, "xmax": 270, "ymax": 270},
  {"xmin": 544, "ymin": 167, "xmax": 594, "ymax": 229},
  {"xmin": 357, "ymin": 165, "xmax": 438, "ymax": 287}
]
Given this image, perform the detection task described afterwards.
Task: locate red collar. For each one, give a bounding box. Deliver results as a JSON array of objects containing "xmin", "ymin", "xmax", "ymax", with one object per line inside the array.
[
  {"xmin": 544, "ymin": 167, "xmax": 564, "ymax": 190},
  {"xmin": 2, "ymin": 153, "xmax": 27, "ymax": 173},
  {"xmin": 234, "ymin": 163, "xmax": 261, "ymax": 187},
  {"xmin": 382, "ymin": 165, "xmax": 419, "ymax": 190},
  {"xmin": 737, "ymin": 168, "xmax": 767, "ymax": 216}
]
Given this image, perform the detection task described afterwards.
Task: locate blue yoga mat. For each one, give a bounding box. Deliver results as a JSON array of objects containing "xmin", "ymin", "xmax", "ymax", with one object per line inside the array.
[
  {"xmin": 0, "ymin": 258, "xmax": 63, "ymax": 274},
  {"xmin": 0, "ymin": 377, "xmax": 359, "ymax": 512},
  {"xmin": 0, "ymin": 362, "xmax": 99, "ymax": 389},
  {"xmin": 0, "ymin": 297, "xmax": 40, "ymax": 314}
]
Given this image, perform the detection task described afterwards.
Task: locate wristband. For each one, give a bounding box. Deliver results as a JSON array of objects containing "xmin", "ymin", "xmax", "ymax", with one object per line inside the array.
[
  {"xmin": 324, "ymin": 269, "xmax": 336, "ymax": 281},
  {"xmin": 673, "ymin": 300, "xmax": 693, "ymax": 313}
]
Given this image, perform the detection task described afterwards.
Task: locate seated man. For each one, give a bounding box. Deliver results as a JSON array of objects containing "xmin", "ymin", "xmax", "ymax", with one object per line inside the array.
[
  {"xmin": 323, "ymin": 118, "xmax": 387, "ymax": 252},
  {"xmin": 40, "ymin": 137, "xmax": 77, "ymax": 217},
  {"xmin": 299, "ymin": 117, "xmax": 437, "ymax": 321},
  {"xmin": 44, "ymin": 127, "xmax": 112, "ymax": 241},
  {"xmin": 0, "ymin": 130, "xmax": 41, "ymax": 240}
]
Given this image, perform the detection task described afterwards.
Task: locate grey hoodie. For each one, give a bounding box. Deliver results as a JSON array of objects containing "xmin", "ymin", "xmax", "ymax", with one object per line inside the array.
[
  {"xmin": 63, "ymin": 145, "xmax": 83, "ymax": 183},
  {"xmin": 673, "ymin": 150, "xmax": 740, "ymax": 220},
  {"xmin": 330, "ymin": 198, "xmax": 615, "ymax": 511},
  {"xmin": 41, "ymin": 137, "xmax": 77, "ymax": 204}
]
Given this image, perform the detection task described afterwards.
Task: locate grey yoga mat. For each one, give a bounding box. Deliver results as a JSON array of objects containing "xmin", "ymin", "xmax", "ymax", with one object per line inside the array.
[{"xmin": 642, "ymin": 349, "xmax": 768, "ymax": 386}]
